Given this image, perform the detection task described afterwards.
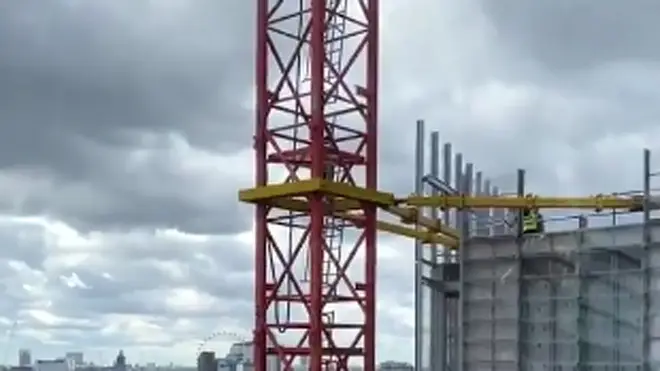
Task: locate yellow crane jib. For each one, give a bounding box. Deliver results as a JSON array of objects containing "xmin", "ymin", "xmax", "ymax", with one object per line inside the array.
[
  {"xmin": 383, "ymin": 205, "xmax": 460, "ymax": 240},
  {"xmin": 337, "ymin": 211, "xmax": 459, "ymax": 248},
  {"xmin": 402, "ymin": 193, "xmax": 646, "ymax": 212}
]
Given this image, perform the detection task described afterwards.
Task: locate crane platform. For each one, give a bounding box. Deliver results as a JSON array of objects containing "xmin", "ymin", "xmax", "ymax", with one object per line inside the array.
[{"xmin": 238, "ymin": 179, "xmax": 651, "ymax": 249}]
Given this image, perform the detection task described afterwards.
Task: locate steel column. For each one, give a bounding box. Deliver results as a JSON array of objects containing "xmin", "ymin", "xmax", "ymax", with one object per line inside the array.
[
  {"xmin": 642, "ymin": 149, "xmax": 651, "ymax": 371},
  {"xmin": 414, "ymin": 120, "xmax": 425, "ymax": 371},
  {"xmin": 429, "ymin": 132, "xmax": 445, "ymax": 371},
  {"xmin": 456, "ymin": 165, "xmax": 467, "ymax": 371},
  {"xmin": 441, "ymin": 142, "xmax": 452, "ymax": 371},
  {"xmin": 515, "ymin": 169, "xmax": 525, "ymax": 371}
]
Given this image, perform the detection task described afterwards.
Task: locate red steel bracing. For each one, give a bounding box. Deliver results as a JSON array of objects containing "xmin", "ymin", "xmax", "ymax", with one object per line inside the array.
[{"xmin": 254, "ymin": 0, "xmax": 378, "ymax": 370}]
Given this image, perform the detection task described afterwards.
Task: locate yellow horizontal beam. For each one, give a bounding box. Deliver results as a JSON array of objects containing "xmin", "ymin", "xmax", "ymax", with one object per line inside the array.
[
  {"xmin": 243, "ymin": 184, "xmax": 460, "ymax": 242},
  {"xmin": 374, "ymin": 220, "xmax": 458, "ymax": 247},
  {"xmin": 268, "ymin": 197, "xmax": 361, "ymax": 213},
  {"xmin": 403, "ymin": 194, "xmax": 642, "ymax": 211},
  {"xmin": 318, "ymin": 180, "xmax": 395, "ymax": 206},
  {"xmin": 339, "ymin": 212, "xmax": 458, "ymax": 247},
  {"xmin": 239, "ymin": 179, "xmax": 322, "ymax": 203},
  {"xmin": 239, "ymin": 179, "xmax": 395, "ymax": 207},
  {"xmin": 385, "ymin": 205, "xmax": 460, "ymax": 241},
  {"xmin": 251, "ymin": 197, "xmax": 457, "ymax": 246},
  {"xmin": 239, "ymin": 181, "xmax": 654, "ymax": 247},
  {"xmin": 243, "ymin": 182, "xmax": 646, "ymax": 212}
]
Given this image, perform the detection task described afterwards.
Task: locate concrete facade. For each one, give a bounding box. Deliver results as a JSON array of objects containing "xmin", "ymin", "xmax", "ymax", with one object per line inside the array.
[{"xmin": 453, "ymin": 221, "xmax": 655, "ymax": 370}]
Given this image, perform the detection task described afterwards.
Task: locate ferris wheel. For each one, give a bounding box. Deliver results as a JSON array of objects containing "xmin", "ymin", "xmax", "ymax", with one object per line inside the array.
[{"xmin": 196, "ymin": 330, "xmax": 251, "ymax": 358}]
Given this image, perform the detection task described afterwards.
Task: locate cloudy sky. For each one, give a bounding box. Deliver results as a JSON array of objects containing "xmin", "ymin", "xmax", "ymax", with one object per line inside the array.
[{"xmin": 0, "ymin": 0, "xmax": 659, "ymax": 366}]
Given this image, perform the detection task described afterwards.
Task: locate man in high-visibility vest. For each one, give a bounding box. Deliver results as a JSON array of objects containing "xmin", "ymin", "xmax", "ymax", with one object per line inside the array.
[{"xmin": 522, "ymin": 207, "xmax": 544, "ymax": 235}]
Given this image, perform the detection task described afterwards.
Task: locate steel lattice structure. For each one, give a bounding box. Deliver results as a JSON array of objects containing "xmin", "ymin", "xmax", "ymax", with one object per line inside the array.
[
  {"xmin": 252, "ymin": 0, "xmax": 378, "ymax": 370},
  {"xmin": 242, "ymin": 2, "xmax": 653, "ymax": 370}
]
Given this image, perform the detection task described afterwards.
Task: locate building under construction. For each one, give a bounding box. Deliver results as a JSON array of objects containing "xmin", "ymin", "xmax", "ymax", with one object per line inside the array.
[
  {"xmin": 238, "ymin": 1, "xmax": 660, "ymax": 370},
  {"xmin": 413, "ymin": 122, "xmax": 660, "ymax": 371}
]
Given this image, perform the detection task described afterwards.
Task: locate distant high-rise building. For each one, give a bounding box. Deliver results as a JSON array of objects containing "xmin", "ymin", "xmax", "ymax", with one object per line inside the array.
[
  {"xmin": 64, "ymin": 353, "xmax": 83, "ymax": 367},
  {"xmin": 113, "ymin": 351, "xmax": 126, "ymax": 371},
  {"xmin": 18, "ymin": 349, "xmax": 31, "ymax": 366},
  {"xmin": 197, "ymin": 351, "xmax": 215, "ymax": 371}
]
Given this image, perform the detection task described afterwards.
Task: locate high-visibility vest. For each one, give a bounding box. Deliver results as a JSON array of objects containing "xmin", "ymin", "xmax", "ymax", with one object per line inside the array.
[{"xmin": 523, "ymin": 212, "xmax": 539, "ymax": 232}]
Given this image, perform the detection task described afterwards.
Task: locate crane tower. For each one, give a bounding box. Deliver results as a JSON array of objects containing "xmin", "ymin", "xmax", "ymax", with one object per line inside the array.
[{"xmin": 252, "ymin": 0, "xmax": 378, "ymax": 370}]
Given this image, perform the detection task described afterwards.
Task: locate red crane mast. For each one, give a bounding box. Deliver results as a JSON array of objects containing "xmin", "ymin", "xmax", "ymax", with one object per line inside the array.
[{"xmin": 253, "ymin": 0, "xmax": 379, "ymax": 370}]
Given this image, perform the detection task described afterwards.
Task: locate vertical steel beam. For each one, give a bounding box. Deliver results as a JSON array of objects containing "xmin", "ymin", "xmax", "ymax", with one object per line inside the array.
[
  {"xmin": 253, "ymin": 0, "xmax": 269, "ymax": 368},
  {"xmin": 443, "ymin": 142, "xmax": 454, "ymax": 371},
  {"xmin": 642, "ymin": 149, "xmax": 651, "ymax": 371},
  {"xmin": 364, "ymin": 2, "xmax": 380, "ymax": 370},
  {"xmin": 429, "ymin": 132, "xmax": 445, "ymax": 371},
  {"xmin": 457, "ymin": 163, "xmax": 467, "ymax": 371},
  {"xmin": 460, "ymin": 163, "xmax": 473, "ymax": 371},
  {"xmin": 483, "ymin": 179, "xmax": 492, "ymax": 236},
  {"xmin": 515, "ymin": 169, "xmax": 525, "ymax": 371},
  {"xmin": 308, "ymin": 4, "xmax": 327, "ymax": 367},
  {"xmin": 516, "ymin": 169, "xmax": 525, "ymax": 237},
  {"xmin": 576, "ymin": 202, "xmax": 586, "ymax": 370},
  {"xmin": 463, "ymin": 164, "xmax": 474, "ymax": 235},
  {"xmin": 453, "ymin": 152, "xmax": 463, "ymax": 371},
  {"xmin": 475, "ymin": 172, "xmax": 483, "ymax": 235},
  {"xmin": 414, "ymin": 120, "xmax": 425, "ymax": 371},
  {"xmin": 443, "ymin": 143, "xmax": 452, "ymax": 231},
  {"xmin": 454, "ymin": 154, "xmax": 463, "ymax": 203}
]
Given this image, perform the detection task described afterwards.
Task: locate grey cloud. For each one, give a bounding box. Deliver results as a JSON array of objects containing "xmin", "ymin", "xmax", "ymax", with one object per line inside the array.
[
  {"xmin": 0, "ymin": 1, "xmax": 254, "ymax": 234},
  {"xmin": 1, "ymin": 0, "xmax": 660, "ymax": 365},
  {"xmin": 0, "ymin": 220, "xmax": 255, "ymax": 357},
  {"xmin": 377, "ymin": 310, "xmax": 413, "ymax": 336},
  {"xmin": 48, "ymin": 244, "xmax": 253, "ymax": 320},
  {"xmin": 0, "ymin": 1, "xmax": 252, "ymax": 152},
  {"xmin": 479, "ymin": 0, "xmax": 660, "ymax": 71},
  {"xmin": 378, "ymin": 254, "xmax": 414, "ymax": 308},
  {"xmin": 0, "ymin": 142, "xmax": 252, "ymax": 234},
  {"xmin": 0, "ymin": 222, "xmax": 47, "ymax": 270}
]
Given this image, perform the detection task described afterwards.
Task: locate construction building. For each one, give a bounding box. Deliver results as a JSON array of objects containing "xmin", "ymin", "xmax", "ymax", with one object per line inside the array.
[
  {"xmin": 238, "ymin": 0, "xmax": 659, "ymax": 370},
  {"xmin": 413, "ymin": 122, "xmax": 659, "ymax": 370}
]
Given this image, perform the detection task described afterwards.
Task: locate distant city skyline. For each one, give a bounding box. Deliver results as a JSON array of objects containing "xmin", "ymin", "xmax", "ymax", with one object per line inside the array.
[
  {"xmin": 0, "ymin": 344, "xmax": 204, "ymax": 367},
  {"xmin": 0, "ymin": 343, "xmax": 415, "ymax": 371}
]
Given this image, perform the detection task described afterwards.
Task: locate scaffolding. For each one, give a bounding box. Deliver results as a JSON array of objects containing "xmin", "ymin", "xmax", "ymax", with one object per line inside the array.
[{"xmin": 413, "ymin": 122, "xmax": 660, "ymax": 371}]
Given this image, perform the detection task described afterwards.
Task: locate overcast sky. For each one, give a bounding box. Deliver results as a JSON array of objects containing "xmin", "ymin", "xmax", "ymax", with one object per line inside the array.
[{"xmin": 0, "ymin": 0, "xmax": 659, "ymax": 366}]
